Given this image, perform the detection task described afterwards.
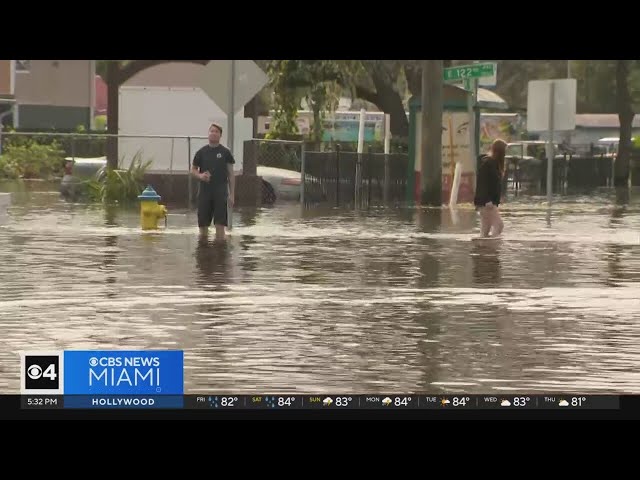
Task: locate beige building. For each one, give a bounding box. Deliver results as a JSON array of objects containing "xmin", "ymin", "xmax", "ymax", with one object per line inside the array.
[
  {"xmin": 0, "ymin": 61, "xmax": 15, "ymax": 124},
  {"xmin": 12, "ymin": 60, "xmax": 95, "ymax": 130},
  {"xmin": 0, "ymin": 60, "xmax": 13, "ymax": 96}
]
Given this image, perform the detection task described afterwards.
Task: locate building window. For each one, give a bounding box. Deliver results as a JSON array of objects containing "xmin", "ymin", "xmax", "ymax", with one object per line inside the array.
[{"xmin": 15, "ymin": 60, "xmax": 31, "ymax": 73}]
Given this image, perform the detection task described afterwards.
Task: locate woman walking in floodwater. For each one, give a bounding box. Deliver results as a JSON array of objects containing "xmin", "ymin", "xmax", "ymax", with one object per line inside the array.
[{"xmin": 474, "ymin": 138, "xmax": 506, "ymax": 238}]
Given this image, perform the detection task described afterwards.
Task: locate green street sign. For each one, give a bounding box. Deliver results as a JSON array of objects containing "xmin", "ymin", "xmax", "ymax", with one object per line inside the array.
[{"xmin": 444, "ymin": 63, "xmax": 496, "ymax": 82}]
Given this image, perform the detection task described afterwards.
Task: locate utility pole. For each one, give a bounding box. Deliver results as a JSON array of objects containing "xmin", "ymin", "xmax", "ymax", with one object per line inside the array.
[{"xmin": 420, "ymin": 60, "xmax": 444, "ymax": 205}]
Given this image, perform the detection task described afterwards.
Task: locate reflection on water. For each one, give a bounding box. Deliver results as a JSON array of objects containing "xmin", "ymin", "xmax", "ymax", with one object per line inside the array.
[{"xmin": 0, "ymin": 186, "xmax": 639, "ymax": 394}]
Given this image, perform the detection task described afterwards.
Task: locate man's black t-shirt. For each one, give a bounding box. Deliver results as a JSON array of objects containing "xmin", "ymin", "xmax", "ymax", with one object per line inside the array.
[{"xmin": 192, "ymin": 144, "xmax": 235, "ymax": 193}]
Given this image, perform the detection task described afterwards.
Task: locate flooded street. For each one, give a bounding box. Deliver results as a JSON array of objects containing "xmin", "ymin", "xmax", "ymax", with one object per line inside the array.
[{"xmin": 1, "ymin": 184, "xmax": 639, "ymax": 394}]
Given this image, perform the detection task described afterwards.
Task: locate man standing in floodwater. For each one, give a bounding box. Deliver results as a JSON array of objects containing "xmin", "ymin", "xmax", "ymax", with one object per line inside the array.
[{"xmin": 191, "ymin": 123, "xmax": 235, "ymax": 241}]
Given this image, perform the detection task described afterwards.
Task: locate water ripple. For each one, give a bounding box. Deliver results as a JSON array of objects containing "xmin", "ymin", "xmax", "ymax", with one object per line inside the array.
[{"xmin": 0, "ymin": 189, "xmax": 639, "ymax": 393}]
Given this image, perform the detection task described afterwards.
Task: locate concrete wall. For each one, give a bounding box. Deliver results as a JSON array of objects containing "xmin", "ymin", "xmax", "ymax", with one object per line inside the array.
[
  {"xmin": 14, "ymin": 60, "xmax": 94, "ymax": 130},
  {"xmin": 17, "ymin": 105, "xmax": 90, "ymax": 130}
]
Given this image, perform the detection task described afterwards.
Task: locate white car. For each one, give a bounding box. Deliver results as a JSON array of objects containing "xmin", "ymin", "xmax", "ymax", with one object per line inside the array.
[
  {"xmin": 241, "ymin": 165, "xmax": 301, "ymax": 202},
  {"xmin": 237, "ymin": 165, "xmax": 326, "ymax": 203}
]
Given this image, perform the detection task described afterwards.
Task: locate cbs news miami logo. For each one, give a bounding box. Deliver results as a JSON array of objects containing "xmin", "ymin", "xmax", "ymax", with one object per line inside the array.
[{"xmin": 20, "ymin": 350, "xmax": 183, "ymax": 395}]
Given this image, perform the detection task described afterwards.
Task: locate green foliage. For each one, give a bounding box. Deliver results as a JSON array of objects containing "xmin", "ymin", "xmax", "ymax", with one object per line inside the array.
[
  {"xmin": 490, "ymin": 60, "xmax": 640, "ymax": 113},
  {"xmin": 0, "ymin": 140, "xmax": 65, "ymax": 179},
  {"xmin": 85, "ymin": 150, "xmax": 151, "ymax": 204},
  {"xmin": 94, "ymin": 115, "xmax": 107, "ymax": 131},
  {"xmin": 265, "ymin": 60, "xmax": 362, "ymax": 140},
  {"xmin": 570, "ymin": 60, "xmax": 640, "ymax": 113},
  {"xmin": 571, "ymin": 60, "xmax": 618, "ymax": 113}
]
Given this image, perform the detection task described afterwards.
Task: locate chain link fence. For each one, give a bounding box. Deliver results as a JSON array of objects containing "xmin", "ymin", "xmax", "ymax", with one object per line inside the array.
[
  {"xmin": 242, "ymin": 139, "xmax": 306, "ymax": 203},
  {"xmin": 244, "ymin": 138, "xmax": 304, "ymax": 172},
  {"xmin": 503, "ymin": 144, "xmax": 637, "ymax": 195},
  {"xmin": 4, "ymin": 131, "xmax": 635, "ymax": 208},
  {"xmin": 0, "ymin": 131, "xmax": 207, "ymax": 206}
]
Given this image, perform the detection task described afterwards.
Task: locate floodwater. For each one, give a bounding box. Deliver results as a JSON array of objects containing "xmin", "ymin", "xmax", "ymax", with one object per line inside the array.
[{"xmin": 1, "ymin": 183, "xmax": 639, "ymax": 394}]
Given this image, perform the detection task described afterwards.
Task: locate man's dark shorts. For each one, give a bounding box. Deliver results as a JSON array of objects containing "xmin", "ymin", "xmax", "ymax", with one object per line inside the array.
[{"xmin": 198, "ymin": 188, "xmax": 228, "ymax": 227}]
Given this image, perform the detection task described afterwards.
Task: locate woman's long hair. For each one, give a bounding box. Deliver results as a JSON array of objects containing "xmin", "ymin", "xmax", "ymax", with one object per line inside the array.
[{"xmin": 490, "ymin": 139, "xmax": 507, "ymax": 178}]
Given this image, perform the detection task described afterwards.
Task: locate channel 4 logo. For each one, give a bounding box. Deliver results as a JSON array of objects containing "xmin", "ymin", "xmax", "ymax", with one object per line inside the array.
[{"xmin": 20, "ymin": 351, "xmax": 64, "ymax": 394}]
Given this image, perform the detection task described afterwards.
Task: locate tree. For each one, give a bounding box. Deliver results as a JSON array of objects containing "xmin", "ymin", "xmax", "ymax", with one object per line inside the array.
[
  {"xmin": 355, "ymin": 61, "xmax": 412, "ymax": 138},
  {"xmin": 102, "ymin": 60, "xmax": 209, "ymax": 169},
  {"xmin": 348, "ymin": 61, "xmax": 451, "ymax": 139},
  {"xmin": 265, "ymin": 60, "xmax": 416, "ymax": 140},
  {"xmin": 486, "ymin": 60, "xmax": 568, "ymax": 111},
  {"xmin": 569, "ymin": 60, "xmax": 640, "ymax": 188},
  {"xmin": 421, "ymin": 61, "xmax": 443, "ymax": 205},
  {"xmin": 615, "ymin": 60, "xmax": 634, "ymax": 188},
  {"xmin": 572, "ymin": 60, "xmax": 618, "ymax": 113},
  {"xmin": 264, "ymin": 60, "xmax": 361, "ymax": 141}
]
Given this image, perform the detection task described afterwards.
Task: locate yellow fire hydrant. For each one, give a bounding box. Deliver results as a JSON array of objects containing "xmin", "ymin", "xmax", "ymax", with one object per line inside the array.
[{"xmin": 138, "ymin": 185, "xmax": 167, "ymax": 230}]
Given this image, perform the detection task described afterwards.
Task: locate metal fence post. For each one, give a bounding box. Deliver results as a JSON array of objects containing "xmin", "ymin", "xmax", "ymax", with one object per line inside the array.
[
  {"xmin": 336, "ymin": 144, "xmax": 341, "ymax": 207},
  {"xmin": 383, "ymin": 149, "xmax": 390, "ymax": 206},
  {"xmin": 355, "ymin": 150, "xmax": 361, "ymax": 208},
  {"xmin": 300, "ymin": 141, "xmax": 306, "ymax": 206},
  {"xmin": 187, "ymin": 136, "xmax": 192, "ymax": 210},
  {"xmin": 367, "ymin": 145, "xmax": 373, "ymax": 208}
]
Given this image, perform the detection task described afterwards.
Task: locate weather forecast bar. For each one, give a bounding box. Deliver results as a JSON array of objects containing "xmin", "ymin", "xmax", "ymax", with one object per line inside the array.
[
  {"xmin": 19, "ymin": 394, "xmax": 620, "ymax": 410},
  {"xmin": 155, "ymin": 394, "xmax": 622, "ymax": 410}
]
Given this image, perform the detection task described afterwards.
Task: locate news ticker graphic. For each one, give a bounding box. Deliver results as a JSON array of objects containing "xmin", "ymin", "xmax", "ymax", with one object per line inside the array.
[
  {"xmin": 20, "ymin": 350, "xmax": 184, "ymax": 396},
  {"xmin": 20, "ymin": 394, "xmax": 620, "ymax": 410},
  {"xmin": 17, "ymin": 351, "xmax": 621, "ymax": 411}
]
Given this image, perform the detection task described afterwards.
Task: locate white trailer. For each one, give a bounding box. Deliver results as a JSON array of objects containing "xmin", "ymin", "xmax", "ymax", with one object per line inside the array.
[{"xmin": 117, "ymin": 86, "xmax": 252, "ymax": 174}]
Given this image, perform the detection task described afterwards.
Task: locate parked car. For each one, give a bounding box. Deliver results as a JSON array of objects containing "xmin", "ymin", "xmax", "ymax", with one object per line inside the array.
[
  {"xmin": 63, "ymin": 157, "xmax": 326, "ymax": 204},
  {"xmin": 238, "ymin": 165, "xmax": 302, "ymax": 202}
]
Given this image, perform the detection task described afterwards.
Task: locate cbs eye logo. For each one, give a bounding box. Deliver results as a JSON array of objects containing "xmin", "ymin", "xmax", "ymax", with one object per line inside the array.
[{"xmin": 24, "ymin": 355, "xmax": 59, "ymax": 390}]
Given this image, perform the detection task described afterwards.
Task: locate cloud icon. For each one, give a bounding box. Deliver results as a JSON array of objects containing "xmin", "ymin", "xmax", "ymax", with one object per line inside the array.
[
  {"xmin": 323, "ymin": 397, "xmax": 333, "ymax": 406},
  {"xmin": 441, "ymin": 398, "xmax": 450, "ymax": 405},
  {"xmin": 501, "ymin": 399, "xmax": 511, "ymax": 407},
  {"xmin": 382, "ymin": 397, "xmax": 392, "ymax": 406},
  {"xmin": 559, "ymin": 400, "xmax": 569, "ymax": 407}
]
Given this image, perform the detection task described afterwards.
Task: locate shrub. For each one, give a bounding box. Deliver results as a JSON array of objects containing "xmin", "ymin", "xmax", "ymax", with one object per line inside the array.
[
  {"xmin": 85, "ymin": 150, "xmax": 151, "ymax": 204},
  {"xmin": 0, "ymin": 140, "xmax": 65, "ymax": 179}
]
